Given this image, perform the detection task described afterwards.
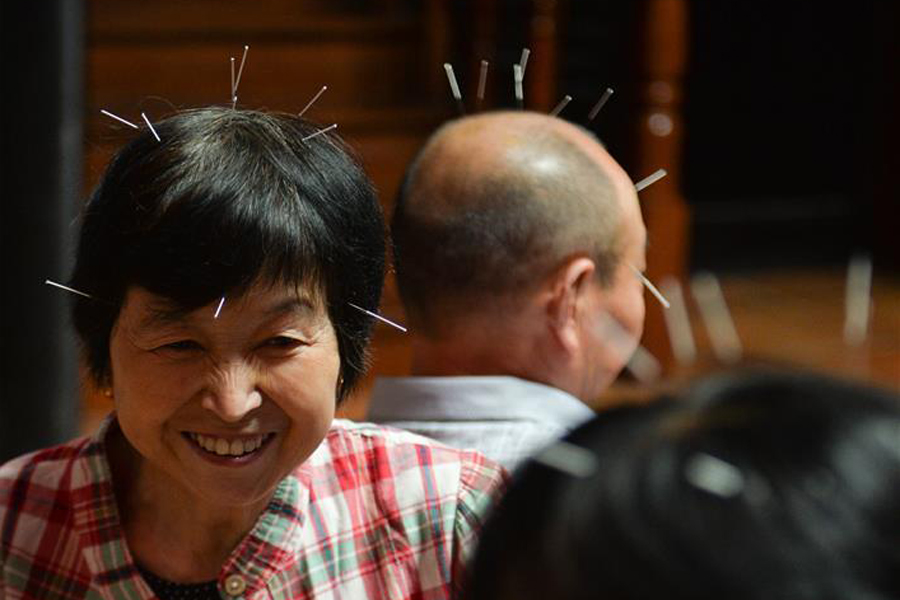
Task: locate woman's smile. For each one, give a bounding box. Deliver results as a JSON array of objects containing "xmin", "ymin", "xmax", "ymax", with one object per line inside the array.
[{"xmin": 183, "ymin": 431, "xmax": 277, "ymax": 465}]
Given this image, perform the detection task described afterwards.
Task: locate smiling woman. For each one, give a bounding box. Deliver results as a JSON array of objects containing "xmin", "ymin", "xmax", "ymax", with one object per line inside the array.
[
  {"xmin": 0, "ymin": 108, "xmax": 506, "ymax": 600},
  {"xmin": 71, "ymin": 108, "xmax": 382, "ymax": 401},
  {"xmin": 109, "ymin": 285, "xmax": 339, "ymax": 522}
]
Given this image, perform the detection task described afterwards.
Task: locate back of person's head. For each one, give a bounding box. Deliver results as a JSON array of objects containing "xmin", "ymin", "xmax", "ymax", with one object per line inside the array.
[
  {"xmin": 391, "ymin": 110, "xmax": 634, "ymax": 337},
  {"xmin": 468, "ymin": 369, "xmax": 900, "ymax": 600},
  {"xmin": 70, "ymin": 108, "xmax": 385, "ymax": 401}
]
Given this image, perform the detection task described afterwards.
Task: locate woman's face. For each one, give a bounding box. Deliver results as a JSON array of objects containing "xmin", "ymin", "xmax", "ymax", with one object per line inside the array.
[{"xmin": 108, "ymin": 282, "xmax": 339, "ymax": 508}]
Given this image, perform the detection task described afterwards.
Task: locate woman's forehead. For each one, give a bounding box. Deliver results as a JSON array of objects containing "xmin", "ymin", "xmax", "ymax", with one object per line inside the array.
[{"xmin": 121, "ymin": 283, "xmax": 326, "ymax": 330}]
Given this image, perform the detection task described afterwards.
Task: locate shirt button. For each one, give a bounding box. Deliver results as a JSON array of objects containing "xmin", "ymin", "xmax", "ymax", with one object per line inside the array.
[{"xmin": 224, "ymin": 574, "xmax": 247, "ymax": 597}]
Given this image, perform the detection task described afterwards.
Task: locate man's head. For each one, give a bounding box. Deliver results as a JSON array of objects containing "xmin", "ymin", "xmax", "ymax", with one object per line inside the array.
[{"xmin": 391, "ymin": 111, "xmax": 647, "ymax": 402}]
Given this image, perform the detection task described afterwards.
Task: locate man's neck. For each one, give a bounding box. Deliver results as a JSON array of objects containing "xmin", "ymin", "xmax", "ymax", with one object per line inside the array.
[
  {"xmin": 409, "ymin": 334, "xmax": 517, "ymax": 377},
  {"xmin": 408, "ymin": 332, "xmax": 570, "ymax": 391}
]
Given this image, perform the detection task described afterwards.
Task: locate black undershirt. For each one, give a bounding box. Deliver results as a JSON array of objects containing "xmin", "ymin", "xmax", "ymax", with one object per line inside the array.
[{"xmin": 136, "ymin": 564, "xmax": 220, "ymax": 600}]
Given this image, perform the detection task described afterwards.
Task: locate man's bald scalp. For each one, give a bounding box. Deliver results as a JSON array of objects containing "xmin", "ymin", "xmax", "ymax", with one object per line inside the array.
[{"xmin": 392, "ymin": 111, "xmax": 623, "ymax": 335}]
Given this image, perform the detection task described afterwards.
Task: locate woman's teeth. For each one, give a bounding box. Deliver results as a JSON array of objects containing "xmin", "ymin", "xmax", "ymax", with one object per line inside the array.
[{"xmin": 189, "ymin": 432, "xmax": 268, "ymax": 456}]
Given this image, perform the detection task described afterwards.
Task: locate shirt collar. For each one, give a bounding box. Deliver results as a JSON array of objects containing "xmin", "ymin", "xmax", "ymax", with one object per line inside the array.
[
  {"xmin": 367, "ymin": 375, "xmax": 595, "ymax": 428},
  {"xmin": 220, "ymin": 469, "xmax": 309, "ymax": 597},
  {"xmin": 70, "ymin": 415, "xmax": 152, "ymax": 598},
  {"xmin": 69, "ymin": 414, "xmax": 309, "ymax": 599}
]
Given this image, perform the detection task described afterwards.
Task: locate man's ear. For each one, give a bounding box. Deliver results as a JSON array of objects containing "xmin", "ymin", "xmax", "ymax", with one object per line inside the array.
[{"xmin": 546, "ymin": 257, "xmax": 596, "ymax": 353}]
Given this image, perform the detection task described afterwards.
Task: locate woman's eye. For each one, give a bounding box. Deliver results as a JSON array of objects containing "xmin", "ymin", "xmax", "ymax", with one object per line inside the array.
[
  {"xmin": 262, "ymin": 336, "xmax": 303, "ymax": 350},
  {"xmin": 160, "ymin": 340, "xmax": 202, "ymax": 352}
]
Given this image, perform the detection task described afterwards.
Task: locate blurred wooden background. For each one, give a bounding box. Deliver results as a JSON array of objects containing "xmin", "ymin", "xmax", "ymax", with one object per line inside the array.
[{"xmin": 78, "ymin": 0, "xmax": 898, "ymax": 431}]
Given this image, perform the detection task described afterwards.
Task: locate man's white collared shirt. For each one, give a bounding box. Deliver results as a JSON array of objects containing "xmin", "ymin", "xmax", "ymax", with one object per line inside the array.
[{"xmin": 367, "ymin": 376, "xmax": 596, "ymax": 471}]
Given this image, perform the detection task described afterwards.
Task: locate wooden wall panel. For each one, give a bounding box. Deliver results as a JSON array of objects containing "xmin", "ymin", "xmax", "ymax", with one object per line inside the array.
[
  {"xmin": 86, "ymin": 42, "xmax": 423, "ymax": 115},
  {"xmin": 632, "ymin": 0, "xmax": 690, "ymax": 368},
  {"xmin": 88, "ymin": 0, "xmax": 413, "ymax": 36}
]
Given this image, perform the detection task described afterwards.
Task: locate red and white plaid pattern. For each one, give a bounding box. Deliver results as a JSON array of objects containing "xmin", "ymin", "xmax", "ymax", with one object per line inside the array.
[{"xmin": 1, "ymin": 417, "xmax": 507, "ymax": 599}]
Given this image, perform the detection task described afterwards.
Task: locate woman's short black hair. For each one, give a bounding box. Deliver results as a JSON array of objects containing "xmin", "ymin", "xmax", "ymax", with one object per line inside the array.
[
  {"xmin": 468, "ymin": 369, "xmax": 900, "ymax": 600},
  {"xmin": 70, "ymin": 107, "xmax": 385, "ymax": 401}
]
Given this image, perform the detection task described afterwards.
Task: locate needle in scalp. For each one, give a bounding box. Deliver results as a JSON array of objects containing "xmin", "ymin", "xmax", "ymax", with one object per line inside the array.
[
  {"xmin": 301, "ymin": 123, "xmax": 338, "ymax": 143},
  {"xmin": 513, "ymin": 64, "xmax": 524, "ymax": 109},
  {"xmin": 634, "ymin": 168, "xmax": 668, "ymax": 192},
  {"xmin": 587, "ymin": 87, "xmax": 614, "ymax": 122},
  {"xmin": 347, "ymin": 302, "xmax": 407, "ymax": 333},
  {"xmin": 298, "ymin": 85, "xmax": 328, "ymax": 118},
  {"xmin": 477, "ymin": 60, "xmax": 489, "ymax": 108},
  {"xmin": 44, "ymin": 279, "xmax": 93, "ymax": 299},
  {"xmin": 232, "ymin": 45, "xmax": 249, "ymax": 108},
  {"xmin": 230, "ymin": 57, "xmax": 236, "ymax": 101},
  {"xmin": 549, "ymin": 95, "xmax": 572, "ymax": 117},
  {"xmin": 630, "ymin": 265, "xmax": 670, "ymax": 309},
  {"xmin": 443, "ymin": 63, "xmax": 465, "ymax": 115},
  {"xmin": 141, "ymin": 112, "xmax": 161, "ymax": 142},
  {"xmin": 100, "ymin": 109, "xmax": 139, "ymax": 130},
  {"xmin": 518, "ymin": 47, "xmax": 531, "ymax": 75}
]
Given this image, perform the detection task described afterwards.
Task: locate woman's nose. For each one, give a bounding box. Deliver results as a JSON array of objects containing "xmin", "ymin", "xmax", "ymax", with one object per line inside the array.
[{"xmin": 200, "ymin": 362, "xmax": 263, "ymax": 422}]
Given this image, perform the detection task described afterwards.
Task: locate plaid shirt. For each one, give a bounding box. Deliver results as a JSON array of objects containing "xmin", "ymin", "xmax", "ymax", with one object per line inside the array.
[{"xmin": 0, "ymin": 417, "xmax": 506, "ymax": 600}]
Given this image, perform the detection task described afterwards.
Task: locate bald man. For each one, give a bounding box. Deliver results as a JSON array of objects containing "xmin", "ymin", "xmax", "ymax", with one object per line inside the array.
[{"xmin": 367, "ymin": 111, "xmax": 648, "ymax": 470}]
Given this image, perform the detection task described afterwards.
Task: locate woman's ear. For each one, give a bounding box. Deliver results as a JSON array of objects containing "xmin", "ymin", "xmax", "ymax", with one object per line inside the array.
[{"xmin": 546, "ymin": 257, "xmax": 596, "ymax": 353}]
